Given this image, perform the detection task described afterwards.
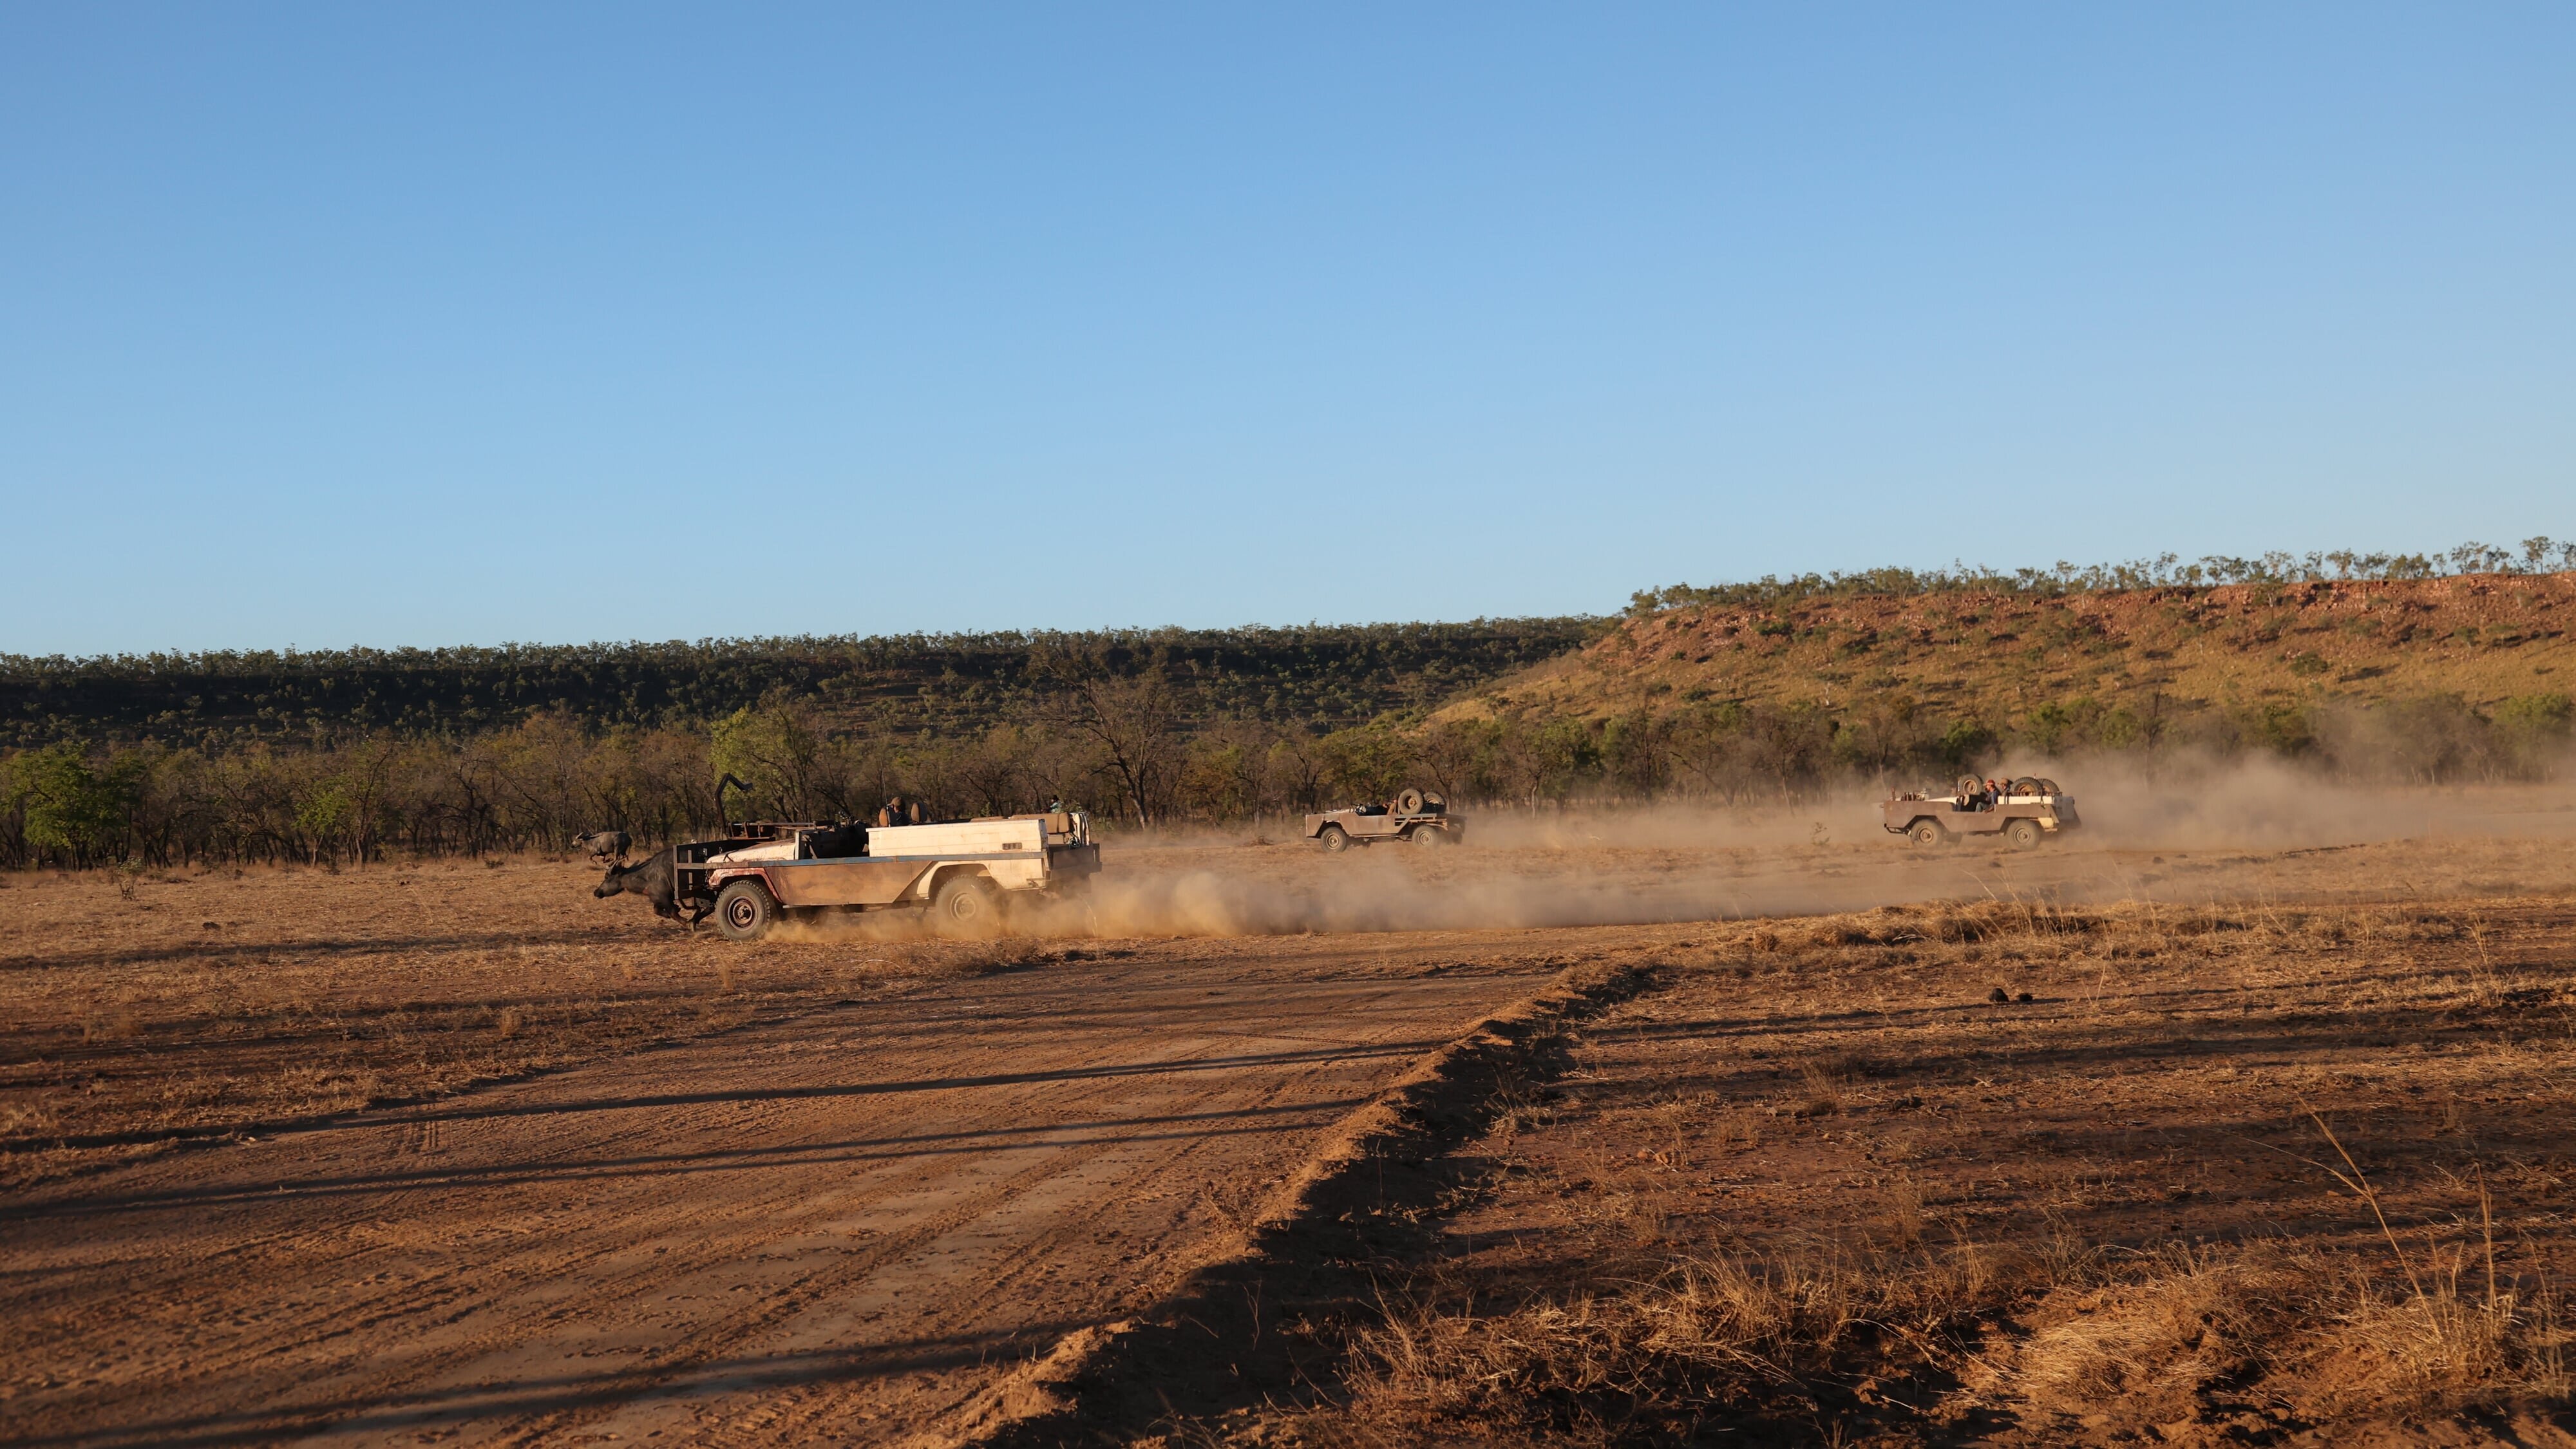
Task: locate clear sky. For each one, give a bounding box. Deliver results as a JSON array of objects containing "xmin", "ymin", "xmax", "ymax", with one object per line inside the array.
[{"xmin": 3, "ymin": 5, "xmax": 2570, "ymax": 655}]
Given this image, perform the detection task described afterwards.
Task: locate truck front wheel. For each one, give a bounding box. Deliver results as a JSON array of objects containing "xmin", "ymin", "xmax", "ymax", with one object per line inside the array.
[
  {"xmin": 1318, "ymin": 825, "xmax": 1351, "ymax": 853},
  {"xmin": 2005, "ymin": 819, "xmax": 2043, "ymax": 851},
  {"xmin": 1907, "ymin": 819, "xmax": 1947, "ymax": 848},
  {"xmin": 934, "ymin": 873, "xmax": 1001, "ymax": 935},
  {"xmin": 714, "ymin": 880, "xmax": 779, "ymax": 942}
]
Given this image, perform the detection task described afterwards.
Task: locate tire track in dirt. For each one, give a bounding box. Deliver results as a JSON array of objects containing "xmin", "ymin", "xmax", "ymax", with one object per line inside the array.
[
  {"xmin": 24, "ymin": 1039, "xmax": 1274, "ymax": 1441},
  {"xmin": 954, "ymin": 956, "xmax": 1658, "ymax": 1448},
  {"xmin": 506, "ymin": 976, "xmax": 1484, "ymax": 1444},
  {"xmin": 1, "ymin": 944, "xmax": 1553, "ymax": 1448},
  {"xmin": 12, "ymin": 1035, "xmax": 1390, "ymax": 1426}
]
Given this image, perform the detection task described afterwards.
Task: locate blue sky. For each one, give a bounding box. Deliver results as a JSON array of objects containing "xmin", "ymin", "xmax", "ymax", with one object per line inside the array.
[{"xmin": 3, "ymin": 5, "xmax": 2570, "ymax": 654}]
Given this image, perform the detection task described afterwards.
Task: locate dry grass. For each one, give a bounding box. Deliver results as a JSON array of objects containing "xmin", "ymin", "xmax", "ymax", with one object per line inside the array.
[{"xmin": 1242, "ymin": 890, "xmax": 2576, "ymax": 1445}]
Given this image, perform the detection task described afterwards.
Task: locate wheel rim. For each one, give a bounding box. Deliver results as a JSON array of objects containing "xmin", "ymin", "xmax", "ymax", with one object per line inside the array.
[{"xmin": 726, "ymin": 895, "xmax": 759, "ymax": 929}]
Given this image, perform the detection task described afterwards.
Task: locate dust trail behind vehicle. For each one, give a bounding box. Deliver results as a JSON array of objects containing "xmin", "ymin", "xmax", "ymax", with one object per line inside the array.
[{"xmin": 780, "ymin": 764, "xmax": 2576, "ymax": 942}]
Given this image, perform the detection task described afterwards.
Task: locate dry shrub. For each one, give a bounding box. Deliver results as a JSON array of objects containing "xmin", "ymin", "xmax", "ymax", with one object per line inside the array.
[
  {"xmin": 1331, "ymin": 1235, "xmax": 2016, "ymax": 1439},
  {"xmin": 2309, "ymin": 1258, "xmax": 2571, "ymax": 1416},
  {"xmin": 1340, "ymin": 1234, "xmax": 2568, "ymax": 1443},
  {"xmin": 1926, "ymin": 900, "xmax": 2023, "ymax": 943},
  {"xmin": 1983, "ymin": 1244, "xmax": 2284, "ymax": 1424},
  {"xmin": 495, "ymin": 1007, "xmax": 522, "ymax": 1039},
  {"xmin": 1794, "ymin": 1060, "xmax": 1844, "ymax": 1118},
  {"xmin": 1978, "ymin": 1236, "xmax": 2571, "ymax": 1432}
]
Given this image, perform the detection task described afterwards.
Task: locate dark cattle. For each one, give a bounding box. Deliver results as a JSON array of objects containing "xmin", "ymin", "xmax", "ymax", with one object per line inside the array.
[
  {"xmin": 593, "ymin": 848, "xmax": 705, "ymax": 925},
  {"xmin": 573, "ymin": 829, "xmax": 632, "ymax": 864}
]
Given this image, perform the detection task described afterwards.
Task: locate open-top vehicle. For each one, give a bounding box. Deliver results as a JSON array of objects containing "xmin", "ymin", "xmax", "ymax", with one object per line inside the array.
[
  {"xmin": 678, "ymin": 810, "xmax": 1100, "ymax": 940},
  {"xmin": 1304, "ymin": 787, "xmax": 1467, "ymax": 852},
  {"xmin": 1881, "ymin": 775, "xmax": 2080, "ymax": 850}
]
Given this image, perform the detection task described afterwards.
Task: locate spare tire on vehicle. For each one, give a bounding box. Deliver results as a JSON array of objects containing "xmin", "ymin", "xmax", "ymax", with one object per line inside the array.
[
  {"xmin": 1955, "ymin": 775, "xmax": 1984, "ymax": 800},
  {"xmin": 1396, "ymin": 788, "xmax": 1426, "ymax": 815}
]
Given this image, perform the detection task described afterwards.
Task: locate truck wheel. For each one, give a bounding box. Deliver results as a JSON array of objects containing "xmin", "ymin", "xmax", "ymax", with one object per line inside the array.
[
  {"xmin": 1908, "ymin": 819, "xmax": 1947, "ymax": 848},
  {"xmin": 933, "ymin": 873, "xmax": 1000, "ymax": 935},
  {"xmin": 713, "ymin": 880, "xmax": 778, "ymax": 942},
  {"xmin": 1410, "ymin": 824, "xmax": 1444, "ymax": 848},
  {"xmin": 1318, "ymin": 825, "xmax": 1351, "ymax": 853},
  {"xmin": 1396, "ymin": 788, "xmax": 1426, "ymax": 815},
  {"xmin": 2006, "ymin": 819, "xmax": 2043, "ymax": 851}
]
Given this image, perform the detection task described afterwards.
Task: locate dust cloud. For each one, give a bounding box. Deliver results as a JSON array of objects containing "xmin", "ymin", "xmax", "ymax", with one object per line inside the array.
[
  {"xmin": 775, "ymin": 757, "xmax": 2576, "ymax": 943},
  {"xmin": 1473, "ymin": 754, "xmax": 2576, "ymax": 855}
]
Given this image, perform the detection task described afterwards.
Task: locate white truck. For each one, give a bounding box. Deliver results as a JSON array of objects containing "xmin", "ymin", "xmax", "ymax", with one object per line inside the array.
[{"xmin": 675, "ymin": 811, "xmax": 1101, "ymax": 941}]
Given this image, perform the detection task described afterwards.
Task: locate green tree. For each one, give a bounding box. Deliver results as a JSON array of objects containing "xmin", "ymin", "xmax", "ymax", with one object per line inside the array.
[
  {"xmin": 1319, "ymin": 723, "xmax": 1416, "ymax": 804},
  {"xmin": 10, "ymin": 743, "xmax": 142, "ymax": 866},
  {"xmin": 1938, "ymin": 717, "xmax": 1996, "ymax": 768}
]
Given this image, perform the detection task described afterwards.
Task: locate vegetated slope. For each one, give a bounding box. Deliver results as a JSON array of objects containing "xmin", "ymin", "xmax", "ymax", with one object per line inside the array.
[
  {"xmin": 0, "ymin": 620, "xmax": 1604, "ymax": 748},
  {"xmin": 1448, "ymin": 573, "xmax": 2576, "ymax": 735}
]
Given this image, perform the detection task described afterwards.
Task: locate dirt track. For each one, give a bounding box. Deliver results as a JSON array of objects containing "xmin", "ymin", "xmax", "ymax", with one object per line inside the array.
[
  {"xmin": 11, "ymin": 815, "xmax": 2576, "ymax": 1445},
  {"xmin": 1, "ymin": 938, "xmax": 1567, "ymax": 1446}
]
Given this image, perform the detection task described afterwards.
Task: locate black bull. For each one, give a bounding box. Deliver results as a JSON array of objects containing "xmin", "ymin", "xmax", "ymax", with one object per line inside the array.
[{"xmin": 594, "ymin": 849, "xmax": 710, "ymax": 925}]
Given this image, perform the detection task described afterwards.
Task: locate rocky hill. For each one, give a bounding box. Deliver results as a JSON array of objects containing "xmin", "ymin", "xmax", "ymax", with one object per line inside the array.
[{"xmin": 1445, "ymin": 573, "xmax": 2576, "ymax": 735}]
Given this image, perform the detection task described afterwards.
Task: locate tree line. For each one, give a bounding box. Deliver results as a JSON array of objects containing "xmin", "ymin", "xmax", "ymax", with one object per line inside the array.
[
  {"xmin": 1627, "ymin": 537, "xmax": 2576, "ymax": 616},
  {"xmin": 0, "ymin": 620, "xmax": 1602, "ymax": 749},
  {"xmin": 2, "ymin": 679, "xmax": 2564, "ymax": 871},
  {"xmin": 8, "ymin": 547, "xmax": 2572, "ymax": 869}
]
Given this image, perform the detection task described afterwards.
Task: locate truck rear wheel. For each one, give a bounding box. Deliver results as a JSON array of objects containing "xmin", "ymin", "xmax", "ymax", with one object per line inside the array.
[
  {"xmin": 933, "ymin": 873, "xmax": 1001, "ymax": 935},
  {"xmin": 2005, "ymin": 819, "xmax": 2043, "ymax": 851},
  {"xmin": 713, "ymin": 880, "xmax": 779, "ymax": 942},
  {"xmin": 1908, "ymin": 819, "xmax": 1947, "ymax": 848},
  {"xmin": 1318, "ymin": 825, "xmax": 1351, "ymax": 853},
  {"xmin": 1409, "ymin": 824, "xmax": 1444, "ymax": 848}
]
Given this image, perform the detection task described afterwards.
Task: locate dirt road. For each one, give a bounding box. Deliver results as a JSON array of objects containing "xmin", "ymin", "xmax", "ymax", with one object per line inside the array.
[{"xmin": 2, "ymin": 942, "xmax": 1560, "ymax": 1447}]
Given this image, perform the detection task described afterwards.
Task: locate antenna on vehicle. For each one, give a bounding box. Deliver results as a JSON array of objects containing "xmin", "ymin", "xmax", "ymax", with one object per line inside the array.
[{"xmin": 716, "ymin": 773, "xmax": 751, "ymax": 829}]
